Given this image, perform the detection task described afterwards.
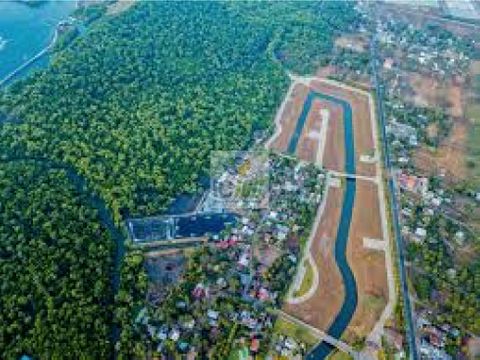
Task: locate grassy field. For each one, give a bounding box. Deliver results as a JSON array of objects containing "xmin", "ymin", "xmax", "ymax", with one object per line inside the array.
[
  {"xmin": 294, "ymin": 260, "xmax": 314, "ymax": 297},
  {"xmin": 273, "ymin": 317, "xmax": 319, "ymax": 348},
  {"xmin": 466, "ymin": 113, "xmax": 480, "ymax": 186},
  {"xmin": 327, "ymin": 350, "xmax": 354, "ymax": 360}
]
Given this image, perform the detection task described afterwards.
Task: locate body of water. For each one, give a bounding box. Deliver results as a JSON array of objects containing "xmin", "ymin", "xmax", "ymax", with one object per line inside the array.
[
  {"xmin": 128, "ymin": 213, "xmax": 238, "ymax": 243},
  {"xmin": 287, "ymin": 89, "xmax": 359, "ymax": 360},
  {"xmin": 0, "ymin": 0, "xmax": 76, "ymax": 83}
]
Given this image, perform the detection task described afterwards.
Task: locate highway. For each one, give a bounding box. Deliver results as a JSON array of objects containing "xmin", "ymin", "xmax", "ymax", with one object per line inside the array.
[{"xmin": 370, "ymin": 28, "xmax": 419, "ymax": 360}]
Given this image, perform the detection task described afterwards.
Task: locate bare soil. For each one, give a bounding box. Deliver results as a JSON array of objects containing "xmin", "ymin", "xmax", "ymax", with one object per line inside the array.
[
  {"xmin": 334, "ymin": 35, "xmax": 368, "ymax": 53},
  {"xmin": 311, "ymin": 80, "xmax": 377, "ymax": 177},
  {"xmin": 284, "ymin": 186, "xmax": 345, "ymax": 332},
  {"xmin": 408, "ymin": 73, "xmax": 465, "ymax": 118},
  {"xmin": 295, "ymin": 98, "xmax": 324, "ymax": 163},
  {"xmin": 270, "ymin": 84, "xmax": 309, "ymax": 152},
  {"xmin": 414, "ymin": 119, "xmax": 469, "ymax": 182},
  {"xmin": 345, "ymin": 180, "xmax": 388, "ymax": 342}
]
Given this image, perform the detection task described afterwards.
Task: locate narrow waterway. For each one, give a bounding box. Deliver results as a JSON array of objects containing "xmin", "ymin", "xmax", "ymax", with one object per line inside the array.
[{"xmin": 286, "ymin": 89, "xmax": 358, "ymax": 360}]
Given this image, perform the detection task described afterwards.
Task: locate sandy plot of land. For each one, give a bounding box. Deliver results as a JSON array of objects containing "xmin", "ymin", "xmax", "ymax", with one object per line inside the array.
[
  {"xmin": 107, "ymin": 0, "xmax": 136, "ymax": 15},
  {"xmin": 344, "ymin": 180, "xmax": 388, "ymax": 342},
  {"xmin": 334, "ymin": 35, "xmax": 368, "ymax": 53},
  {"xmin": 296, "ymin": 99, "xmax": 343, "ymax": 165},
  {"xmin": 310, "ymin": 80, "xmax": 377, "ymax": 177},
  {"xmin": 408, "ymin": 73, "xmax": 465, "ymax": 118},
  {"xmin": 414, "ymin": 119, "xmax": 469, "ymax": 182},
  {"xmin": 295, "ymin": 99, "xmax": 323, "ymax": 163},
  {"xmin": 316, "ymin": 65, "xmax": 338, "ymax": 78},
  {"xmin": 284, "ymin": 186, "xmax": 345, "ymax": 332},
  {"xmin": 270, "ymin": 84, "xmax": 310, "ymax": 152},
  {"xmin": 321, "ymin": 101, "xmax": 346, "ymax": 173}
]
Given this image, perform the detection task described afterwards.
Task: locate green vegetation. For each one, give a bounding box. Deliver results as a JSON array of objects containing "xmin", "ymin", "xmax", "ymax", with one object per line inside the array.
[
  {"xmin": 0, "ymin": 2, "xmax": 358, "ymax": 357},
  {"xmin": 293, "ymin": 260, "xmax": 314, "ymax": 297},
  {"xmin": 466, "ymin": 114, "xmax": 480, "ymax": 186},
  {"xmin": 0, "ymin": 161, "xmax": 114, "ymax": 359},
  {"xmin": 0, "ymin": 2, "xmax": 289, "ymax": 221},
  {"xmin": 327, "ymin": 350, "xmax": 354, "ymax": 360},
  {"xmin": 273, "ymin": 317, "xmax": 319, "ymax": 348},
  {"xmin": 405, "ymin": 212, "xmax": 480, "ymax": 334},
  {"xmin": 229, "ymin": 1, "xmax": 360, "ymax": 75}
]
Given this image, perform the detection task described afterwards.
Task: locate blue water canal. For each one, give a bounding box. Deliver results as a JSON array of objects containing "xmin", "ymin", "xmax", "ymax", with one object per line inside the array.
[{"xmin": 287, "ymin": 90, "xmax": 358, "ymax": 359}]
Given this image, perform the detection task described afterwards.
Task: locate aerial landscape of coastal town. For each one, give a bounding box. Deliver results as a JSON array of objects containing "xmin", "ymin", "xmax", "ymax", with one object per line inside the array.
[{"xmin": 0, "ymin": 0, "xmax": 479, "ymax": 360}]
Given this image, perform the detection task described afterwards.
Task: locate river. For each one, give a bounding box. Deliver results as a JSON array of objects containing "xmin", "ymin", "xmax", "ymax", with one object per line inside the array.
[
  {"xmin": 0, "ymin": 0, "xmax": 76, "ymax": 83},
  {"xmin": 287, "ymin": 90, "xmax": 359, "ymax": 360}
]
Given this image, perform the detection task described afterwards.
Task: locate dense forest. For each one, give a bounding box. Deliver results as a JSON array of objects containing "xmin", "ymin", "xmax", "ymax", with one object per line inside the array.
[
  {"xmin": 0, "ymin": 1, "xmax": 358, "ymax": 220},
  {"xmin": 0, "ymin": 161, "xmax": 114, "ymax": 359},
  {"xmin": 0, "ymin": 1, "xmax": 359, "ymax": 358}
]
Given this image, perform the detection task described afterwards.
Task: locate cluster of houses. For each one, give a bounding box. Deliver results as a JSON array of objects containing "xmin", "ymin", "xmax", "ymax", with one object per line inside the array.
[
  {"xmin": 137, "ymin": 152, "xmax": 326, "ymax": 358},
  {"xmin": 377, "ymin": 17, "xmax": 474, "ymax": 78},
  {"xmin": 417, "ymin": 311, "xmax": 461, "ymax": 360},
  {"xmin": 270, "ymin": 334, "xmax": 308, "ymax": 359}
]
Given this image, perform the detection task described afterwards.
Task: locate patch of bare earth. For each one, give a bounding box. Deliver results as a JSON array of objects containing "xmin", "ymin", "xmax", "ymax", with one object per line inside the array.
[
  {"xmin": 334, "ymin": 35, "xmax": 368, "ymax": 53},
  {"xmin": 414, "ymin": 119, "xmax": 469, "ymax": 182},
  {"xmin": 345, "ymin": 181, "xmax": 388, "ymax": 342},
  {"xmin": 284, "ymin": 186, "xmax": 345, "ymax": 332},
  {"xmin": 107, "ymin": 0, "xmax": 136, "ymax": 15},
  {"xmin": 316, "ymin": 65, "xmax": 338, "ymax": 78},
  {"xmin": 295, "ymin": 99, "xmax": 323, "ymax": 163},
  {"xmin": 310, "ymin": 80, "xmax": 377, "ymax": 177},
  {"xmin": 408, "ymin": 73, "xmax": 465, "ymax": 118},
  {"xmin": 270, "ymin": 84, "xmax": 309, "ymax": 153}
]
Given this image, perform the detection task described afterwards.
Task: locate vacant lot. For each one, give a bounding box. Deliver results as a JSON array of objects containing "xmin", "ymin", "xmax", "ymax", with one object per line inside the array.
[
  {"xmin": 344, "ymin": 180, "xmax": 388, "ymax": 342},
  {"xmin": 414, "ymin": 119, "xmax": 469, "ymax": 182},
  {"xmin": 311, "ymin": 80, "xmax": 377, "ymax": 177},
  {"xmin": 295, "ymin": 98, "xmax": 324, "ymax": 163},
  {"xmin": 407, "ymin": 72, "xmax": 465, "ymax": 118},
  {"xmin": 334, "ymin": 34, "xmax": 368, "ymax": 53},
  {"xmin": 284, "ymin": 185, "xmax": 345, "ymax": 332},
  {"xmin": 297, "ymin": 97, "xmax": 345, "ymax": 167},
  {"xmin": 269, "ymin": 83, "xmax": 309, "ymax": 152}
]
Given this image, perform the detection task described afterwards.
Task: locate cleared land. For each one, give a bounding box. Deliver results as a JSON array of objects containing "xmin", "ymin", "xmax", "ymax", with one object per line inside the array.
[
  {"xmin": 414, "ymin": 119, "xmax": 469, "ymax": 181},
  {"xmin": 295, "ymin": 98, "xmax": 324, "ymax": 163},
  {"xmin": 272, "ymin": 78, "xmax": 389, "ymax": 347},
  {"xmin": 311, "ymin": 80, "xmax": 377, "ymax": 177},
  {"xmin": 344, "ymin": 180, "xmax": 389, "ymax": 342},
  {"xmin": 270, "ymin": 83, "xmax": 310, "ymax": 153},
  {"xmin": 406, "ymin": 73, "xmax": 465, "ymax": 118},
  {"xmin": 334, "ymin": 34, "xmax": 368, "ymax": 53},
  {"xmin": 284, "ymin": 185, "xmax": 345, "ymax": 332}
]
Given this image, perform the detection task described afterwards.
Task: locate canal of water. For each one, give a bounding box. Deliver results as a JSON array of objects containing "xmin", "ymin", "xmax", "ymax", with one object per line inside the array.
[{"xmin": 287, "ymin": 89, "xmax": 358, "ymax": 360}]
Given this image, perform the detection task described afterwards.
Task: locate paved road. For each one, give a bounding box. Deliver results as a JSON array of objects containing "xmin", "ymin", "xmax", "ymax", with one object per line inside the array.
[{"xmin": 370, "ymin": 28, "xmax": 419, "ymax": 360}]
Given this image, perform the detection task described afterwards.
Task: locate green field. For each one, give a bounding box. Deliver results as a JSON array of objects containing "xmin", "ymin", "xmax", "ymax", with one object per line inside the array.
[
  {"xmin": 294, "ymin": 260, "xmax": 314, "ymax": 297},
  {"xmin": 273, "ymin": 317, "xmax": 319, "ymax": 348}
]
